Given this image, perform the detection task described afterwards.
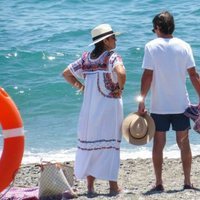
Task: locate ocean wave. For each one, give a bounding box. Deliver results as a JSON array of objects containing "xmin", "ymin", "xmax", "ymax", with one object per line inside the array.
[{"xmin": 20, "ymin": 144, "xmax": 200, "ymax": 164}]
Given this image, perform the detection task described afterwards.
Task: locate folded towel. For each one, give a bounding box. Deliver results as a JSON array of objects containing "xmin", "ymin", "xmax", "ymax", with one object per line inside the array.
[
  {"xmin": 184, "ymin": 104, "xmax": 200, "ymax": 133},
  {"xmin": 184, "ymin": 104, "xmax": 200, "ymax": 121}
]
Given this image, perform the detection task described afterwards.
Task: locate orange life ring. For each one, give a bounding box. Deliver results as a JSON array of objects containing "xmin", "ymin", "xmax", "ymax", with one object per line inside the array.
[{"xmin": 0, "ymin": 88, "xmax": 24, "ymax": 192}]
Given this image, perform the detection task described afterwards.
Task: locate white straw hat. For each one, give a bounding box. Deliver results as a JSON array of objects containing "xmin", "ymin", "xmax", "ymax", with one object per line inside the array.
[
  {"xmin": 122, "ymin": 112, "xmax": 155, "ymax": 145},
  {"xmin": 89, "ymin": 24, "xmax": 120, "ymax": 46}
]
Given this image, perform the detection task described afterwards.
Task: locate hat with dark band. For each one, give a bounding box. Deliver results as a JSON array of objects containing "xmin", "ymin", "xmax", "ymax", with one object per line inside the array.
[
  {"xmin": 89, "ymin": 24, "xmax": 120, "ymax": 46},
  {"xmin": 122, "ymin": 112, "xmax": 155, "ymax": 145}
]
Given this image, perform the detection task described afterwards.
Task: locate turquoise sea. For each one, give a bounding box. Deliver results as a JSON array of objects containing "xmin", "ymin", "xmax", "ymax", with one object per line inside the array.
[{"xmin": 1, "ymin": 0, "xmax": 200, "ymax": 164}]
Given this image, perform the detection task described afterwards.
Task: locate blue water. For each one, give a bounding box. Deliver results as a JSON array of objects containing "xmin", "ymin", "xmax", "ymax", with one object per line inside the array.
[{"xmin": 1, "ymin": 0, "xmax": 200, "ymax": 163}]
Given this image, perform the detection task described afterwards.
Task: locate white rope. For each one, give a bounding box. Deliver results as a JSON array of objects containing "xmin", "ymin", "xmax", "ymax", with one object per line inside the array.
[{"xmin": 0, "ymin": 181, "xmax": 14, "ymax": 199}]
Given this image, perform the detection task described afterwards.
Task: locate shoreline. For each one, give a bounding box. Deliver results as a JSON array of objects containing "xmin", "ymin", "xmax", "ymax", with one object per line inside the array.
[
  {"xmin": 20, "ymin": 142, "xmax": 200, "ymax": 165},
  {"xmin": 12, "ymin": 156, "xmax": 200, "ymax": 199}
]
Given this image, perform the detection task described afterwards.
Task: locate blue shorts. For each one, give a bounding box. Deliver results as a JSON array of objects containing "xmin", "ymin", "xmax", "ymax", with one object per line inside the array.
[{"xmin": 151, "ymin": 113, "xmax": 191, "ymax": 132}]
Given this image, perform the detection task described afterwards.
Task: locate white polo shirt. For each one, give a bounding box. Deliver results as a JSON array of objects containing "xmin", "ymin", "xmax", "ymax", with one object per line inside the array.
[{"xmin": 142, "ymin": 37, "xmax": 195, "ymax": 114}]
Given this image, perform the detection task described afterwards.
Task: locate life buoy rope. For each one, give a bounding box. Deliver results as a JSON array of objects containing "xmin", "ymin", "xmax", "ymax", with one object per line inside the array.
[{"xmin": 0, "ymin": 87, "xmax": 25, "ymax": 192}]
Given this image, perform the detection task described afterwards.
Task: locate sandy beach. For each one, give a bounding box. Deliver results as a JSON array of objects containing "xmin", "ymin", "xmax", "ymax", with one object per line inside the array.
[{"xmin": 12, "ymin": 155, "xmax": 200, "ymax": 200}]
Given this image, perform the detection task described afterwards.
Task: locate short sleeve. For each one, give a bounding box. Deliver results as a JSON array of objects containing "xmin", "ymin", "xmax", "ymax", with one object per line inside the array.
[
  {"xmin": 68, "ymin": 56, "xmax": 84, "ymax": 79},
  {"xmin": 186, "ymin": 44, "xmax": 196, "ymax": 69},
  {"xmin": 109, "ymin": 52, "xmax": 124, "ymax": 70},
  {"xmin": 142, "ymin": 45, "xmax": 154, "ymax": 70}
]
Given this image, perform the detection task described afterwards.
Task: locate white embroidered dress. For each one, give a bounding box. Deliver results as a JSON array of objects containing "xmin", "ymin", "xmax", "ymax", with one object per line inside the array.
[{"xmin": 68, "ymin": 51, "xmax": 124, "ymax": 181}]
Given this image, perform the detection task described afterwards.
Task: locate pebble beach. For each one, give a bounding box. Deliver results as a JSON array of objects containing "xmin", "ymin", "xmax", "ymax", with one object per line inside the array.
[
  {"xmin": 12, "ymin": 155, "xmax": 200, "ymax": 200},
  {"xmin": 1, "ymin": 1, "xmax": 200, "ymax": 200}
]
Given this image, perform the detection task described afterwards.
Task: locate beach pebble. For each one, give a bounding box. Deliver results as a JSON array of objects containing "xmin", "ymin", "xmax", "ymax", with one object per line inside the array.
[{"xmin": 12, "ymin": 157, "xmax": 200, "ymax": 199}]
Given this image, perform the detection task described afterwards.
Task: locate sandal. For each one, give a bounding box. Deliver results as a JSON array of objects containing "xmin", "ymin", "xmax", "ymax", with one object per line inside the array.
[
  {"xmin": 183, "ymin": 184, "xmax": 194, "ymax": 190},
  {"xmin": 149, "ymin": 184, "xmax": 164, "ymax": 192},
  {"xmin": 109, "ymin": 188, "xmax": 123, "ymax": 196},
  {"xmin": 87, "ymin": 190, "xmax": 98, "ymax": 198}
]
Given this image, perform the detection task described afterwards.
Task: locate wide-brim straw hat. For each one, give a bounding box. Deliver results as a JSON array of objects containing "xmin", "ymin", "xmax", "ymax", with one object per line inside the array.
[
  {"xmin": 89, "ymin": 23, "xmax": 120, "ymax": 46},
  {"xmin": 122, "ymin": 112, "xmax": 155, "ymax": 145}
]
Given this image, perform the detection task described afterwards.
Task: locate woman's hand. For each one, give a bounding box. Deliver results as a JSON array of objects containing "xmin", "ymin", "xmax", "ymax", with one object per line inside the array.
[{"xmin": 113, "ymin": 87, "xmax": 123, "ymax": 97}]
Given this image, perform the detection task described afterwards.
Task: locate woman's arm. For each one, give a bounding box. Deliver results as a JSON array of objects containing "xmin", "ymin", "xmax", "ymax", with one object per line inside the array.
[
  {"xmin": 62, "ymin": 68, "xmax": 84, "ymax": 91},
  {"xmin": 114, "ymin": 64, "xmax": 126, "ymax": 91}
]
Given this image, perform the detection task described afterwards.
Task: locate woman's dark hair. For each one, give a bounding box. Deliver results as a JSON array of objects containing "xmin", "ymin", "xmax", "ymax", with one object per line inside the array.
[
  {"xmin": 153, "ymin": 11, "xmax": 175, "ymax": 34},
  {"xmin": 91, "ymin": 41, "xmax": 106, "ymax": 58}
]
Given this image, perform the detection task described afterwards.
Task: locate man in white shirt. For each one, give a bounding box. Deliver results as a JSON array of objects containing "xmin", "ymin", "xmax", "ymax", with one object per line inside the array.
[{"xmin": 138, "ymin": 11, "xmax": 200, "ymax": 191}]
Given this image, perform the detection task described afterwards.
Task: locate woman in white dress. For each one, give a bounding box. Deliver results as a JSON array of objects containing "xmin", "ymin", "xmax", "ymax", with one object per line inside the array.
[{"xmin": 62, "ymin": 24, "xmax": 126, "ymax": 196}]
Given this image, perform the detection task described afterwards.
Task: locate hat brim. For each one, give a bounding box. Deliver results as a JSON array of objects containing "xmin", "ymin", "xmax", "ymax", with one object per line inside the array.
[
  {"xmin": 88, "ymin": 32, "xmax": 121, "ymax": 46},
  {"xmin": 122, "ymin": 112, "xmax": 155, "ymax": 145}
]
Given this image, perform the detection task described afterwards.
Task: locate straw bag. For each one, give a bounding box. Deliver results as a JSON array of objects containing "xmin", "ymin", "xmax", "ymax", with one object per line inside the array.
[
  {"xmin": 38, "ymin": 162, "xmax": 77, "ymax": 199},
  {"xmin": 61, "ymin": 163, "xmax": 74, "ymax": 187}
]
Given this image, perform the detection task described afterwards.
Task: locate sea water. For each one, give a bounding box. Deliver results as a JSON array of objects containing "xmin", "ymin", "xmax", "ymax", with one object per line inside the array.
[{"xmin": 1, "ymin": 0, "xmax": 200, "ymax": 164}]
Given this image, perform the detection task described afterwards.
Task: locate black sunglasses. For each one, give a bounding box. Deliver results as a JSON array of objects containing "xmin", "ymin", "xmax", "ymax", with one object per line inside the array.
[
  {"xmin": 152, "ymin": 25, "xmax": 157, "ymax": 33},
  {"xmin": 110, "ymin": 35, "xmax": 116, "ymax": 39}
]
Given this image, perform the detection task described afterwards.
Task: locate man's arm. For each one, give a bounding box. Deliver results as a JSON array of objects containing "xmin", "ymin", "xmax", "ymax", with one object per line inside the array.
[
  {"xmin": 188, "ymin": 67, "xmax": 200, "ymax": 98},
  {"xmin": 138, "ymin": 69, "xmax": 153, "ymax": 114}
]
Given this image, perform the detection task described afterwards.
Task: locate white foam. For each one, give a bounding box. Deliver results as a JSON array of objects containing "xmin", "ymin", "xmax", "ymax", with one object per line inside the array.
[
  {"xmin": 22, "ymin": 148, "xmax": 76, "ymax": 164},
  {"xmin": 120, "ymin": 144, "xmax": 200, "ymax": 160},
  {"xmin": 20, "ymin": 144, "xmax": 200, "ymax": 164}
]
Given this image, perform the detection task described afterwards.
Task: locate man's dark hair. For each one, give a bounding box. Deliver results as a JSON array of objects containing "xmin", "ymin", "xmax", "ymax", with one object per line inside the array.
[{"xmin": 152, "ymin": 11, "xmax": 175, "ymax": 34}]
